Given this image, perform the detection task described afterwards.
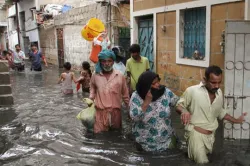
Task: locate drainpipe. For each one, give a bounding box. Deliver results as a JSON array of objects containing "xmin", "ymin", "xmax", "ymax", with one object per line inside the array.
[
  {"xmin": 14, "ymin": 0, "xmax": 20, "ymax": 45},
  {"xmin": 245, "ymin": 0, "xmax": 250, "ymax": 20},
  {"xmin": 35, "ymin": 0, "xmax": 40, "ymax": 11}
]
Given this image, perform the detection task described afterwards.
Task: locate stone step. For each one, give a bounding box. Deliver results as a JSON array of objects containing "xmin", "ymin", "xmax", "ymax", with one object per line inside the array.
[
  {"xmin": 0, "ymin": 60, "xmax": 9, "ymax": 72},
  {"xmin": 0, "ymin": 73, "xmax": 10, "ymax": 84},
  {"xmin": 0, "ymin": 94, "xmax": 14, "ymax": 106},
  {"xmin": 0, "ymin": 85, "xmax": 12, "ymax": 95}
]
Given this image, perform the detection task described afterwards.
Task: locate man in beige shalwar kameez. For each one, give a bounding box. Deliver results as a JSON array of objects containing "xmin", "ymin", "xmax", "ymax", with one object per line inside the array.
[{"xmin": 176, "ymin": 65, "xmax": 247, "ymax": 164}]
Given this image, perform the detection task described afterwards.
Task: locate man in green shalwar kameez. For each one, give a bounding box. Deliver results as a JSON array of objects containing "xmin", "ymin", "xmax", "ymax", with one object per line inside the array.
[{"xmin": 176, "ymin": 65, "xmax": 247, "ymax": 164}]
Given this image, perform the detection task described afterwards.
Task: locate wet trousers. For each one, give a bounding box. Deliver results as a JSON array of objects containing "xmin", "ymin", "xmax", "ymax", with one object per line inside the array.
[
  {"xmin": 94, "ymin": 108, "xmax": 121, "ymax": 133},
  {"xmin": 185, "ymin": 129, "xmax": 215, "ymax": 164}
]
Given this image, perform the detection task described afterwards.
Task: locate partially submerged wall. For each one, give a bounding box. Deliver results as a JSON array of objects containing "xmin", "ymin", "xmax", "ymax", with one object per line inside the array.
[{"xmin": 0, "ymin": 61, "xmax": 13, "ymax": 106}]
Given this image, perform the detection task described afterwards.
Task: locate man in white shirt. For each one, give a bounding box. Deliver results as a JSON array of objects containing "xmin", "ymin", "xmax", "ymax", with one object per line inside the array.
[
  {"xmin": 112, "ymin": 46, "xmax": 126, "ymax": 75},
  {"xmin": 13, "ymin": 44, "xmax": 25, "ymax": 71}
]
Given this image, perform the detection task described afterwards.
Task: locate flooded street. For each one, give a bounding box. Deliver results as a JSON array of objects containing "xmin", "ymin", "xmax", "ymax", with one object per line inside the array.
[{"xmin": 0, "ymin": 64, "xmax": 249, "ymax": 166}]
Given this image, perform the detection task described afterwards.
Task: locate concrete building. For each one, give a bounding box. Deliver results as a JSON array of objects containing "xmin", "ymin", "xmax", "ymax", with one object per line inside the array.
[
  {"xmin": 6, "ymin": 0, "xmax": 98, "ymax": 55},
  {"xmin": 131, "ymin": 0, "xmax": 250, "ymax": 139},
  {"xmin": 39, "ymin": 1, "xmax": 130, "ymax": 67},
  {"xmin": 6, "ymin": 0, "xmax": 130, "ymax": 67},
  {"xmin": 0, "ymin": 3, "xmax": 8, "ymax": 52}
]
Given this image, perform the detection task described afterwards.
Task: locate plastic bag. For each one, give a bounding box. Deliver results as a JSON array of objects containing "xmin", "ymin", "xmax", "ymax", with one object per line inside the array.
[{"xmin": 76, "ymin": 98, "xmax": 96, "ymax": 132}]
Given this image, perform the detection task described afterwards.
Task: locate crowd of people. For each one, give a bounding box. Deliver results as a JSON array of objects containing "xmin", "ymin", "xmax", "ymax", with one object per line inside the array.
[
  {"xmin": 0, "ymin": 43, "xmax": 48, "ymax": 72},
  {"xmin": 56, "ymin": 43, "xmax": 248, "ymax": 164},
  {"xmin": 1, "ymin": 43, "xmax": 247, "ymax": 164}
]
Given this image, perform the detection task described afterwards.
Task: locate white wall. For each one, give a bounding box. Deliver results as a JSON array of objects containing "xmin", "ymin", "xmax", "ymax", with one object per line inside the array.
[
  {"xmin": 39, "ymin": 0, "xmax": 95, "ymax": 7},
  {"xmin": 8, "ymin": 31, "xmax": 18, "ymax": 50},
  {"xmin": 8, "ymin": 5, "xmax": 16, "ymax": 17},
  {"xmin": 64, "ymin": 25, "xmax": 92, "ymax": 66},
  {"xmin": 18, "ymin": 0, "xmax": 37, "ymax": 32}
]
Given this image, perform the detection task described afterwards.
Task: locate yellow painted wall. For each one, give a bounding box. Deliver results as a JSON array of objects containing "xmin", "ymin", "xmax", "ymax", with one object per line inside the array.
[{"xmin": 155, "ymin": 2, "xmax": 245, "ymax": 95}]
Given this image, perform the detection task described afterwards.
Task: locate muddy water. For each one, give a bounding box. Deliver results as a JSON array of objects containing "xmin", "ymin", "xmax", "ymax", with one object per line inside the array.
[{"xmin": 0, "ymin": 65, "xmax": 249, "ymax": 166}]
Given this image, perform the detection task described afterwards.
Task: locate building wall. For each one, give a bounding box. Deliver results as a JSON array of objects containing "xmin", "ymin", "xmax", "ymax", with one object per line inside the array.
[
  {"xmin": 133, "ymin": 0, "xmax": 197, "ymax": 11},
  {"xmin": 49, "ymin": 3, "xmax": 129, "ymax": 67},
  {"xmin": 39, "ymin": 27, "xmax": 58, "ymax": 65},
  {"xmin": 156, "ymin": 1, "xmax": 245, "ymax": 96},
  {"xmin": 0, "ymin": 10, "xmax": 7, "ymax": 22},
  {"xmin": 63, "ymin": 25, "xmax": 92, "ymax": 66},
  {"xmin": 40, "ymin": 0, "xmax": 95, "ymax": 7},
  {"xmin": 18, "ymin": 0, "xmax": 40, "ymax": 45}
]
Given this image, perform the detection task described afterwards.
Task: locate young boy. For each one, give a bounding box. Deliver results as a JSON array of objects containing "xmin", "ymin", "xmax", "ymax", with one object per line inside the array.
[{"xmin": 58, "ymin": 62, "xmax": 77, "ymax": 95}]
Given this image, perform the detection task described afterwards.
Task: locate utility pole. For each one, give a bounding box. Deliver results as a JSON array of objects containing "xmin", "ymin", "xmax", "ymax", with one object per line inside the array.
[{"xmin": 14, "ymin": 0, "xmax": 20, "ymax": 45}]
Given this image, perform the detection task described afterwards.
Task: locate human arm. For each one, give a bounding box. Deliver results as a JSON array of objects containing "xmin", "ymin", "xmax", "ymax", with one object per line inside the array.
[
  {"xmin": 129, "ymin": 91, "xmax": 152, "ymax": 121},
  {"xmin": 41, "ymin": 52, "xmax": 48, "ymax": 67},
  {"xmin": 175, "ymin": 89, "xmax": 192, "ymax": 125},
  {"xmin": 71, "ymin": 72, "xmax": 77, "ymax": 83},
  {"xmin": 58, "ymin": 74, "xmax": 63, "ymax": 84},
  {"xmin": 89, "ymin": 74, "xmax": 96, "ymax": 101},
  {"xmin": 167, "ymin": 89, "xmax": 180, "ymax": 107},
  {"xmin": 223, "ymin": 112, "xmax": 247, "ymax": 124},
  {"xmin": 121, "ymin": 76, "xmax": 130, "ymax": 108},
  {"xmin": 76, "ymin": 71, "xmax": 85, "ymax": 83}
]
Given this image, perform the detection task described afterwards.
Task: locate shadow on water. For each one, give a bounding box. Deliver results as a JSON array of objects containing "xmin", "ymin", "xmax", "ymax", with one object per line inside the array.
[{"xmin": 0, "ymin": 64, "xmax": 249, "ymax": 166}]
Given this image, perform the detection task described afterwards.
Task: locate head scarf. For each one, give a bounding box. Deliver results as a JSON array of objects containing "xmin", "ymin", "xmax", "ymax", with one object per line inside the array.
[
  {"xmin": 95, "ymin": 50, "xmax": 116, "ymax": 73},
  {"xmin": 136, "ymin": 71, "xmax": 165, "ymax": 101}
]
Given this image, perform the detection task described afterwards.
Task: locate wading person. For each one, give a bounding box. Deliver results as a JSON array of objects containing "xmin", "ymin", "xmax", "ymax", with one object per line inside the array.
[
  {"xmin": 76, "ymin": 61, "xmax": 92, "ymax": 93},
  {"xmin": 176, "ymin": 65, "xmax": 247, "ymax": 164},
  {"xmin": 1, "ymin": 50, "xmax": 14, "ymax": 69},
  {"xmin": 130, "ymin": 71, "xmax": 179, "ymax": 152},
  {"xmin": 13, "ymin": 44, "xmax": 25, "ymax": 71},
  {"xmin": 126, "ymin": 44, "xmax": 150, "ymax": 95},
  {"xmin": 58, "ymin": 62, "xmax": 77, "ymax": 95},
  {"xmin": 112, "ymin": 46, "xmax": 126, "ymax": 75},
  {"xmin": 89, "ymin": 50, "xmax": 130, "ymax": 133},
  {"xmin": 29, "ymin": 44, "xmax": 48, "ymax": 71}
]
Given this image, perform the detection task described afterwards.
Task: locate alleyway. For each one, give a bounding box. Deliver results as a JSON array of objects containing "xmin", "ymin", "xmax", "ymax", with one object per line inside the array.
[{"xmin": 0, "ymin": 64, "xmax": 249, "ymax": 166}]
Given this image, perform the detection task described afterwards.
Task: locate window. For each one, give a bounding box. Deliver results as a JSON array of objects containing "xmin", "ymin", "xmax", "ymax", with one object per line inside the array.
[
  {"xmin": 177, "ymin": 6, "xmax": 210, "ymax": 67},
  {"xmin": 183, "ymin": 7, "xmax": 206, "ymax": 60}
]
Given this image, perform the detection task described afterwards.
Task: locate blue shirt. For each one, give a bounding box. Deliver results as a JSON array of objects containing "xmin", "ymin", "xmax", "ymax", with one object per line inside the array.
[{"xmin": 30, "ymin": 51, "xmax": 42, "ymax": 70}]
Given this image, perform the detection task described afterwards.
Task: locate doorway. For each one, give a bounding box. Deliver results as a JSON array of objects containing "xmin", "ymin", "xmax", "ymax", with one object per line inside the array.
[{"xmin": 56, "ymin": 28, "xmax": 64, "ymax": 68}]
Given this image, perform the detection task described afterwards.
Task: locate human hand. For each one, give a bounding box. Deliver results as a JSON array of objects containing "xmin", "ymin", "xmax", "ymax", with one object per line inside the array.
[
  {"xmin": 237, "ymin": 112, "xmax": 247, "ymax": 124},
  {"xmin": 45, "ymin": 63, "xmax": 48, "ymax": 67},
  {"xmin": 144, "ymin": 91, "xmax": 153, "ymax": 103},
  {"xmin": 181, "ymin": 112, "xmax": 191, "ymax": 125}
]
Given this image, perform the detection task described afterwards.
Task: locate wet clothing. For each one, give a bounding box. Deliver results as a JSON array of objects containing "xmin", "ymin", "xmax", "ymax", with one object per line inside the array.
[
  {"xmin": 126, "ymin": 56, "xmax": 150, "ymax": 91},
  {"xmin": 13, "ymin": 51, "xmax": 25, "ymax": 64},
  {"xmin": 79, "ymin": 70, "xmax": 91, "ymax": 93},
  {"xmin": 89, "ymin": 70, "xmax": 129, "ymax": 133},
  {"xmin": 30, "ymin": 51, "xmax": 43, "ymax": 71},
  {"xmin": 61, "ymin": 72, "xmax": 74, "ymax": 94},
  {"xmin": 94, "ymin": 108, "xmax": 121, "ymax": 133},
  {"xmin": 177, "ymin": 82, "xmax": 227, "ymax": 164},
  {"xmin": 13, "ymin": 51, "xmax": 25, "ymax": 71},
  {"xmin": 113, "ymin": 61, "xmax": 126, "ymax": 75},
  {"xmin": 130, "ymin": 88, "xmax": 179, "ymax": 152}
]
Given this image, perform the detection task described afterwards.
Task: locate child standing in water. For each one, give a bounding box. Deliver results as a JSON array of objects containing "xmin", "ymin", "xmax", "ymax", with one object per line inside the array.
[
  {"xmin": 58, "ymin": 62, "xmax": 76, "ymax": 94},
  {"xmin": 76, "ymin": 61, "xmax": 91, "ymax": 93}
]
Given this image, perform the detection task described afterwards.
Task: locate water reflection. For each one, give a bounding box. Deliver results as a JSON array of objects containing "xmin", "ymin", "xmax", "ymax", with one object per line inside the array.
[{"xmin": 0, "ymin": 65, "xmax": 249, "ymax": 166}]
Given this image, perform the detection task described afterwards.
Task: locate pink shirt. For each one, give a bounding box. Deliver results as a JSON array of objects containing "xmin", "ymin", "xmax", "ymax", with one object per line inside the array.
[{"xmin": 90, "ymin": 70, "xmax": 129, "ymax": 110}]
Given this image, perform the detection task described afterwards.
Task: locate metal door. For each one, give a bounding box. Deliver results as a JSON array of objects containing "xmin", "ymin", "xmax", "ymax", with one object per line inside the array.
[
  {"xmin": 23, "ymin": 37, "xmax": 30, "ymax": 56},
  {"xmin": 224, "ymin": 21, "xmax": 250, "ymax": 139},
  {"xmin": 57, "ymin": 28, "xmax": 64, "ymax": 68},
  {"xmin": 138, "ymin": 17, "xmax": 154, "ymax": 70},
  {"xmin": 118, "ymin": 27, "xmax": 130, "ymax": 64}
]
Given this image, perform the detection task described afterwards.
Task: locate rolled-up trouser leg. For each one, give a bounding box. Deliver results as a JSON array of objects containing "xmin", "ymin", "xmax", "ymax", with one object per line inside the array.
[{"xmin": 187, "ymin": 130, "xmax": 214, "ymax": 164}]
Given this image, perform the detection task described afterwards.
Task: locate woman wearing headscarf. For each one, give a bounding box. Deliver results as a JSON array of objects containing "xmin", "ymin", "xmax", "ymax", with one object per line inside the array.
[
  {"xmin": 129, "ymin": 71, "xmax": 179, "ymax": 152},
  {"xmin": 89, "ymin": 50, "xmax": 130, "ymax": 133}
]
